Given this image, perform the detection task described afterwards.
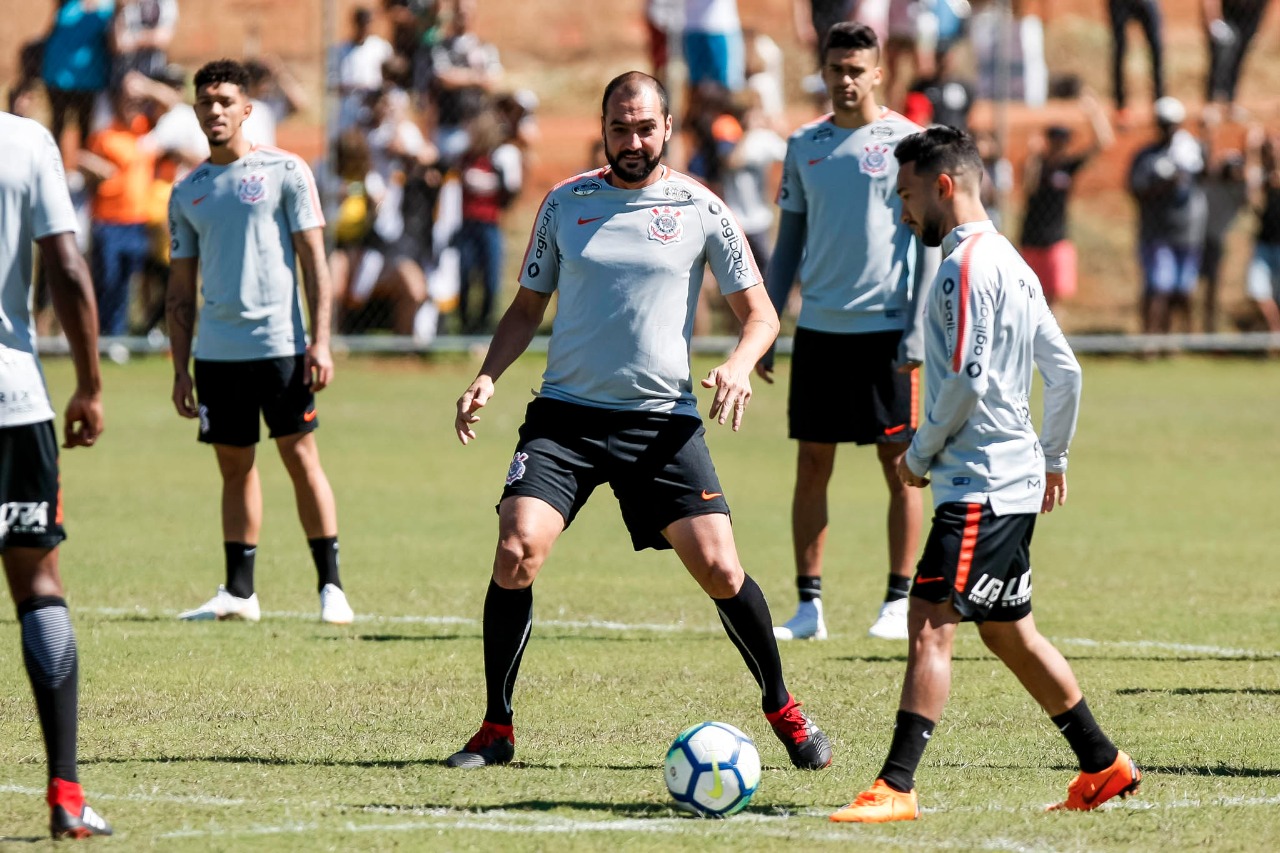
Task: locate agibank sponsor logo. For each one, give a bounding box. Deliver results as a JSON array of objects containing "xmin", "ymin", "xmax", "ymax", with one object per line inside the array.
[
  {"xmin": 708, "ymin": 202, "xmax": 750, "ymax": 281},
  {"xmin": 526, "ymin": 198, "xmax": 558, "ymax": 277}
]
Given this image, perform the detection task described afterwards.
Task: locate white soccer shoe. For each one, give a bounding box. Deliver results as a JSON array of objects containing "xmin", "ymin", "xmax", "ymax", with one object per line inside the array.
[
  {"xmin": 773, "ymin": 599, "xmax": 828, "ymax": 641},
  {"xmin": 319, "ymin": 584, "xmax": 354, "ymax": 625},
  {"xmin": 867, "ymin": 597, "xmax": 909, "ymax": 640},
  {"xmin": 178, "ymin": 586, "xmax": 261, "ymax": 622}
]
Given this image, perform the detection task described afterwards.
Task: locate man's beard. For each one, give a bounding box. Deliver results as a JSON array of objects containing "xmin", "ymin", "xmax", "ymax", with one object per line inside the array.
[
  {"xmin": 605, "ymin": 145, "xmax": 661, "ymax": 184},
  {"xmin": 919, "ymin": 215, "xmax": 945, "ymax": 248}
]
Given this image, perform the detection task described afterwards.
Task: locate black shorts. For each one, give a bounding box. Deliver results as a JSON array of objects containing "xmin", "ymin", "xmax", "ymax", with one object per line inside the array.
[
  {"xmin": 194, "ymin": 356, "xmax": 317, "ymax": 447},
  {"xmin": 911, "ymin": 502, "xmax": 1035, "ymax": 622},
  {"xmin": 501, "ymin": 397, "xmax": 730, "ymax": 551},
  {"xmin": 0, "ymin": 421, "xmax": 66, "ymax": 551},
  {"xmin": 788, "ymin": 328, "xmax": 918, "ymax": 445}
]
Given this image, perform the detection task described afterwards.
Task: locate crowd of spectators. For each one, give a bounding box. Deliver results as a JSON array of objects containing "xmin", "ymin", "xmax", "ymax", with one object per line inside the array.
[{"xmin": 6, "ymin": 0, "xmax": 1280, "ymax": 342}]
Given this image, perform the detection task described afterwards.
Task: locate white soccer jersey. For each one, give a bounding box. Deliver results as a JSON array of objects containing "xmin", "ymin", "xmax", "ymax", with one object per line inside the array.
[
  {"xmin": 0, "ymin": 114, "xmax": 79, "ymax": 428},
  {"xmin": 169, "ymin": 145, "xmax": 324, "ymax": 361},
  {"xmin": 778, "ymin": 108, "xmax": 927, "ymax": 338},
  {"xmin": 905, "ymin": 220, "xmax": 1082, "ymax": 515},
  {"xmin": 518, "ymin": 166, "xmax": 762, "ymax": 417}
]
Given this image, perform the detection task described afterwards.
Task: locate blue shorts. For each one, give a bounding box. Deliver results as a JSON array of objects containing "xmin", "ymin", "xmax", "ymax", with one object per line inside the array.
[
  {"xmin": 1140, "ymin": 242, "xmax": 1200, "ymax": 296},
  {"xmin": 682, "ymin": 30, "xmax": 744, "ymax": 91},
  {"xmin": 1246, "ymin": 241, "xmax": 1280, "ymax": 302}
]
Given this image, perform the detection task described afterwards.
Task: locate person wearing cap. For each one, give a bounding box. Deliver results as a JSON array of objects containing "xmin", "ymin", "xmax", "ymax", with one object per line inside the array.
[
  {"xmin": 1019, "ymin": 88, "xmax": 1114, "ymax": 310},
  {"xmin": 1127, "ymin": 96, "xmax": 1207, "ymax": 334}
]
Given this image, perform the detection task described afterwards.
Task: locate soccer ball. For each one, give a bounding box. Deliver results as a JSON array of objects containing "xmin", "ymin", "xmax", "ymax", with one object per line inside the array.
[{"xmin": 664, "ymin": 721, "xmax": 761, "ymax": 817}]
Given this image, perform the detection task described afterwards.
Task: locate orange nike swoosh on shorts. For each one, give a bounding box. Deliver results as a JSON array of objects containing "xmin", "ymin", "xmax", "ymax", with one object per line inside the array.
[
  {"xmin": 303, "ymin": 409, "xmax": 317, "ymax": 422},
  {"xmin": 701, "ymin": 490, "xmax": 723, "ymax": 500},
  {"xmin": 884, "ymin": 424, "xmax": 907, "ymax": 436},
  {"xmin": 915, "ymin": 576, "xmax": 945, "ymax": 584}
]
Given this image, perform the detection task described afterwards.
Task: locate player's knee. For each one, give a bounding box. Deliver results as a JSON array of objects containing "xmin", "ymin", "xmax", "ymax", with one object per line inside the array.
[
  {"xmin": 696, "ymin": 560, "xmax": 743, "ymax": 598},
  {"xmin": 796, "ymin": 444, "xmax": 836, "ymax": 480},
  {"xmin": 493, "ymin": 534, "xmax": 546, "ymax": 587}
]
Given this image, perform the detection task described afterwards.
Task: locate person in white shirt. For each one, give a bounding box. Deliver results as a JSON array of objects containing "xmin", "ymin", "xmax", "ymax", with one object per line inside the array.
[
  {"xmin": 830, "ymin": 125, "xmax": 1141, "ymax": 824},
  {"xmin": 329, "ymin": 7, "xmax": 395, "ymax": 135}
]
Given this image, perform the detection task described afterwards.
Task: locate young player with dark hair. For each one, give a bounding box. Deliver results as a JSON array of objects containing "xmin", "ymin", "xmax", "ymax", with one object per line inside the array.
[
  {"xmin": 167, "ymin": 59, "xmax": 352, "ymax": 624},
  {"xmin": 830, "ymin": 126, "xmax": 1139, "ymax": 822},
  {"xmin": 762, "ymin": 21, "xmax": 934, "ymax": 642}
]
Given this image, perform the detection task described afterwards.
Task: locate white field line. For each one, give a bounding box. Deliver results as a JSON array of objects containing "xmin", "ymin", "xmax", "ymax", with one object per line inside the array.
[
  {"xmin": 0, "ymin": 784, "xmax": 245, "ymax": 806},
  {"xmin": 81, "ymin": 607, "xmax": 1280, "ymax": 656}
]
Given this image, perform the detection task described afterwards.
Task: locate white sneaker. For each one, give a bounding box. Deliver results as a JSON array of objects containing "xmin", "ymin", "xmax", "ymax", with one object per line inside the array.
[
  {"xmin": 320, "ymin": 584, "xmax": 354, "ymax": 625},
  {"xmin": 178, "ymin": 586, "xmax": 261, "ymax": 622},
  {"xmin": 867, "ymin": 597, "xmax": 909, "ymax": 640},
  {"xmin": 773, "ymin": 599, "xmax": 827, "ymax": 641}
]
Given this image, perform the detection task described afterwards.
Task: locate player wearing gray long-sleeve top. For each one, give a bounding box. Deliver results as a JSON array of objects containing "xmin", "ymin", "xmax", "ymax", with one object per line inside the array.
[
  {"xmin": 829, "ymin": 125, "xmax": 1139, "ymax": 824},
  {"xmin": 762, "ymin": 22, "xmax": 934, "ymax": 644}
]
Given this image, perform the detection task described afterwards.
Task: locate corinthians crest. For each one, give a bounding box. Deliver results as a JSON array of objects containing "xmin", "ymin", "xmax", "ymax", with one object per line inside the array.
[
  {"xmin": 238, "ymin": 173, "xmax": 267, "ymax": 204},
  {"xmin": 647, "ymin": 206, "xmax": 683, "ymax": 244},
  {"xmin": 859, "ymin": 143, "xmax": 891, "ymax": 177}
]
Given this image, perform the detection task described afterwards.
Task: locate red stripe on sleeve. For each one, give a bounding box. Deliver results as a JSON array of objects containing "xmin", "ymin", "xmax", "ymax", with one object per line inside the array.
[{"xmin": 953, "ymin": 233, "xmax": 985, "ymax": 373}]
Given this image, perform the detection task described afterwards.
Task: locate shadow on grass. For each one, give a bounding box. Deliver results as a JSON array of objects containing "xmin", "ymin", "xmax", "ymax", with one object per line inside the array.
[
  {"xmin": 1139, "ymin": 764, "xmax": 1280, "ymax": 778},
  {"xmin": 79, "ymin": 756, "xmax": 673, "ymax": 772},
  {"xmin": 0, "ymin": 837, "xmax": 44, "ymax": 844},
  {"xmin": 1116, "ymin": 687, "xmax": 1280, "ymax": 696},
  {"xmin": 354, "ymin": 800, "xmax": 815, "ymax": 817}
]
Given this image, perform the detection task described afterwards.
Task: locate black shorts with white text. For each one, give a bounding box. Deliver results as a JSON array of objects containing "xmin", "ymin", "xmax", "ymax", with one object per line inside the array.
[{"xmin": 911, "ymin": 501, "xmax": 1035, "ymax": 622}]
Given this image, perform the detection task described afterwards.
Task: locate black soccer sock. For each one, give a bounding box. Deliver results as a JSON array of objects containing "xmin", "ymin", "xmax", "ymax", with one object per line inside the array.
[
  {"xmin": 797, "ymin": 576, "xmax": 822, "ymax": 602},
  {"xmin": 1051, "ymin": 697, "xmax": 1119, "ymax": 773},
  {"xmin": 18, "ymin": 596, "xmax": 78, "ymax": 783},
  {"xmin": 878, "ymin": 710, "xmax": 935, "ymax": 793},
  {"xmin": 885, "ymin": 573, "xmax": 912, "ymax": 603},
  {"xmin": 482, "ymin": 579, "xmax": 533, "ymax": 727},
  {"xmin": 223, "ymin": 542, "xmax": 257, "ymax": 599},
  {"xmin": 308, "ymin": 536, "xmax": 341, "ymax": 591},
  {"xmin": 715, "ymin": 574, "xmax": 790, "ymax": 715}
]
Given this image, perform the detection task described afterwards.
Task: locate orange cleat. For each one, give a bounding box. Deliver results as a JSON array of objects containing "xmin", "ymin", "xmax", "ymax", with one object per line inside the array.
[
  {"xmin": 1048, "ymin": 750, "xmax": 1142, "ymax": 811},
  {"xmin": 830, "ymin": 778, "xmax": 919, "ymax": 823}
]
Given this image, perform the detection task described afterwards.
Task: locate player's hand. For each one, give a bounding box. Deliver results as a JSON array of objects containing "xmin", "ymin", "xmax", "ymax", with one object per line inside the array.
[
  {"xmin": 306, "ymin": 342, "xmax": 334, "ymax": 391},
  {"xmin": 172, "ymin": 371, "xmax": 198, "ymax": 419},
  {"xmin": 702, "ymin": 362, "xmax": 751, "ymax": 431},
  {"xmin": 1041, "ymin": 471, "xmax": 1067, "ymax": 513},
  {"xmin": 62, "ymin": 389, "xmax": 103, "ymax": 449},
  {"xmin": 754, "ymin": 358, "xmax": 774, "ymax": 384},
  {"xmin": 456, "ymin": 375, "xmax": 494, "ymax": 445},
  {"xmin": 897, "ymin": 455, "xmax": 929, "ymax": 488}
]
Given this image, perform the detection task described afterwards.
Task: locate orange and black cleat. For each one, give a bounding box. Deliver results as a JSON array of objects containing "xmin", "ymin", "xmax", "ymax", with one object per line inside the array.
[
  {"xmin": 48, "ymin": 778, "xmax": 112, "ymax": 839},
  {"xmin": 1048, "ymin": 750, "xmax": 1142, "ymax": 811},
  {"xmin": 830, "ymin": 778, "xmax": 920, "ymax": 823}
]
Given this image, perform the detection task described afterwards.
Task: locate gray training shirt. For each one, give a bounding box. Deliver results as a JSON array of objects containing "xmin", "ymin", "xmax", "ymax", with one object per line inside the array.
[
  {"xmin": 905, "ymin": 221, "xmax": 1083, "ymax": 515},
  {"xmin": 778, "ymin": 108, "xmax": 926, "ymax": 338},
  {"xmin": 169, "ymin": 145, "xmax": 325, "ymax": 361},
  {"xmin": 0, "ymin": 114, "xmax": 78, "ymax": 428},
  {"xmin": 518, "ymin": 166, "xmax": 762, "ymax": 418}
]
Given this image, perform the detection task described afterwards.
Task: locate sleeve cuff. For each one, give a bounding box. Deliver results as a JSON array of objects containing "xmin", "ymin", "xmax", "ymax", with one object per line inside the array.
[
  {"xmin": 1045, "ymin": 453, "xmax": 1069, "ymax": 474},
  {"xmin": 905, "ymin": 447, "xmax": 931, "ymax": 477}
]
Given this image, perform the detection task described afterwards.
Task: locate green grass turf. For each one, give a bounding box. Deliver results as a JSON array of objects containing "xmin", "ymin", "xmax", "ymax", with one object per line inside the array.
[{"xmin": 2, "ymin": 353, "xmax": 1279, "ymax": 851}]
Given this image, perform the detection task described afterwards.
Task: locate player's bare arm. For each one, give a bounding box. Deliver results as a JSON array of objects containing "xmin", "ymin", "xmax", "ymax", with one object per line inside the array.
[
  {"xmin": 293, "ymin": 228, "xmax": 334, "ymax": 391},
  {"xmin": 166, "ymin": 256, "xmax": 200, "ymax": 419},
  {"xmin": 706, "ymin": 286, "xmax": 779, "ymax": 431},
  {"xmin": 39, "ymin": 232, "xmax": 103, "ymax": 448},
  {"xmin": 1041, "ymin": 471, "xmax": 1068, "ymax": 513},
  {"xmin": 456, "ymin": 287, "xmax": 552, "ymax": 445}
]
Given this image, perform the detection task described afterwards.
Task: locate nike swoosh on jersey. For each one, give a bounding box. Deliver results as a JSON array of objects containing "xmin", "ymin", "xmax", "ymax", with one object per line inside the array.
[
  {"xmin": 577, "ymin": 215, "xmax": 604, "ymax": 225},
  {"xmin": 701, "ymin": 490, "xmax": 723, "ymax": 500},
  {"xmin": 807, "ymin": 156, "xmax": 831, "ymax": 166},
  {"xmin": 192, "ymin": 195, "xmax": 209, "ymax": 205}
]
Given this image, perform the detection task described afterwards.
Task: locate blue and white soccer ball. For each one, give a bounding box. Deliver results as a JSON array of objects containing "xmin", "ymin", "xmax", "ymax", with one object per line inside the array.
[{"xmin": 664, "ymin": 721, "xmax": 761, "ymax": 817}]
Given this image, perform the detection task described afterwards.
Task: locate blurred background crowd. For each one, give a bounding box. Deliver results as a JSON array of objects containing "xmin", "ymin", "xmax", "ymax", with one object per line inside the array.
[{"xmin": 5, "ymin": 0, "xmax": 1280, "ymax": 347}]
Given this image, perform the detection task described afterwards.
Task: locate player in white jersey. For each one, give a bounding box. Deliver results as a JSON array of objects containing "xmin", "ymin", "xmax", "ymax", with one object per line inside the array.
[
  {"xmin": 447, "ymin": 72, "xmax": 832, "ymax": 772},
  {"xmin": 830, "ymin": 127, "xmax": 1140, "ymax": 823},
  {"xmin": 0, "ymin": 112, "xmax": 112, "ymax": 838},
  {"xmin": 762, "ymin": 22, "xmax": 933, "ymax": 643},
  {"xmin": 166, "ymin": 60, "xmax": 352, "ymax": 625}
]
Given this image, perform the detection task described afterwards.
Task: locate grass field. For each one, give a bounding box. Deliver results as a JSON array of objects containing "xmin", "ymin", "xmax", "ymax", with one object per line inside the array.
[{"xmin": 2, "ymin": 353, "xmax": 1279, "ymax": 851}]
